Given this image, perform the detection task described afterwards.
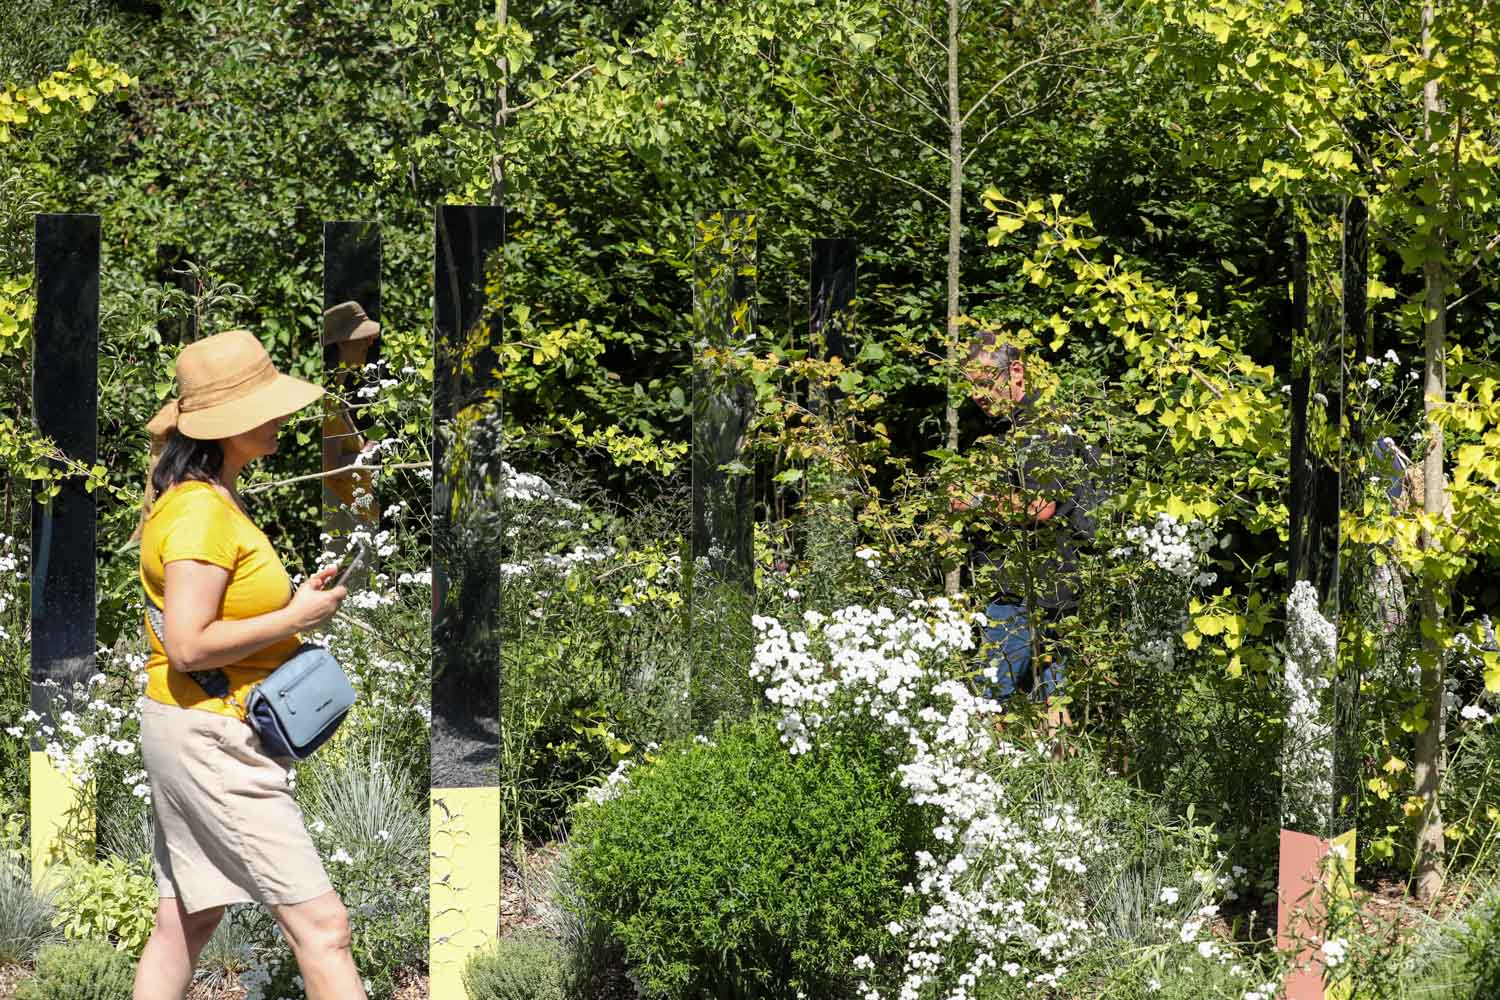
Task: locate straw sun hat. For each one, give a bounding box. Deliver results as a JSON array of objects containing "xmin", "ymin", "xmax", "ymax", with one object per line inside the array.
[{"xmin": 132, "ymin": 329, "xmax": 324, "ymax": 537}]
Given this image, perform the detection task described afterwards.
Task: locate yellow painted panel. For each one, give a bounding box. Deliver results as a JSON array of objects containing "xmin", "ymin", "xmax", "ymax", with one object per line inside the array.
[
  {"xmin": 29, "ymin": 751, "xmax": 91, "ymax": 887},
  {"xmin": 430, "ymin": 785, "xmax": 501, "ymax": 1000}
]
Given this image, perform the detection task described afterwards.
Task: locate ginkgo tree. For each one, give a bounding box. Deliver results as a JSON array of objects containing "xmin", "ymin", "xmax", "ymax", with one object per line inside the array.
[
  {"xmin": 1157, "ymin": 0, "xmax": 1500, "ymax": 898},
  {"xmin": 0, "ymin": 53, "xmax": 133, "ymax": 504}
]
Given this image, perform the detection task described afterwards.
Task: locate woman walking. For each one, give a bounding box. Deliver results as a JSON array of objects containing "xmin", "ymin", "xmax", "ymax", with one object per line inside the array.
[{"xmin": 129, "ymin": 329, "xmax": 366, "ymax": 1000}]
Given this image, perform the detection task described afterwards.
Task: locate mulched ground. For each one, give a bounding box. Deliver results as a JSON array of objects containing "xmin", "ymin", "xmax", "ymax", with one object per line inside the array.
[
  {"xmin": 0, "ymin": 963, "xmax": 428, "ymax": 999},
  {"xmin": 0, "ymin": 964, "xmax": 28, "ymax": 999},
  {"xmin": 502, "ymin": 839, "xmax": 639, "ymax": 1000}
]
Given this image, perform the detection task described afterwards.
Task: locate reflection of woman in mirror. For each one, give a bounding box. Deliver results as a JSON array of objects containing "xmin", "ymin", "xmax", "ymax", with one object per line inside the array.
[
  {"xmin": 130, "ymin": 330, "xmax": 366, "ymax": 999},
  {"xmin": 321, "ymin": 301, "xmax": 381, "ymax": 571}
]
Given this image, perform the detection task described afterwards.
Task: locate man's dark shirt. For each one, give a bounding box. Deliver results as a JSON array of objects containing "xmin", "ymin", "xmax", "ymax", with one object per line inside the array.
[{"xmin": 960, "ymin": 394, "xmax": 1103, "ymax": 612}]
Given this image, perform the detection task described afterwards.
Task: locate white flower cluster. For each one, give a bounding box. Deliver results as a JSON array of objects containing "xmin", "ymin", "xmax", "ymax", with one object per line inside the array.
[
  {"xmin": 1282, "ymin": 580, "xmax": 1336, "ymax": 829},
  {"xmin": 8, "ymin": 663, "xmax": 149, "ymax": 797},
  {"xmin": 750, "ymin": 600, "xmax": 974, "ymax": 756},
  {"xmin": 1113, "ymin": 515, "xmax": 1219, "ymax": 674},
  {"xmin": 750, "ymin": 597, "xmax": 1115, "ymax": 999},
  {"xmin": 0, "ymin": 532, "xmax": 23, "ymax": 639},
  {"xmin": 501, "ymin": 461, "xmax": 581, "ymax": 509},
  {"xmin": 1117, "ymin": 513, "xmax": 1219, "ymax": 584},
  {"xmin": 582, "ymin": 759, "xmax": 635, "ymax": 806}
]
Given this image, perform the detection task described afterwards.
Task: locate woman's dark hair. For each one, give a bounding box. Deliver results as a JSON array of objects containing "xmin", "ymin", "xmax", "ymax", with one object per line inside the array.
[{"xmin": 151, "ymin": 430, "xmax": 224, "ymax": 496}]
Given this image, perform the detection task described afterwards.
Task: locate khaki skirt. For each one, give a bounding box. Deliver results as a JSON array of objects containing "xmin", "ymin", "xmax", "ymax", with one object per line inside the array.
[{"xmin": 140, "ymin": 698, "xmax": 332, "ymax": 913}]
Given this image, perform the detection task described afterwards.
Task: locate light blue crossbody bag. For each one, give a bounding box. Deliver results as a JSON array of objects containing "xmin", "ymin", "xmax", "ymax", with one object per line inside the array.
[{"xmin": 143, "ymin": 588, "xmax": 356, "ymax": 759}]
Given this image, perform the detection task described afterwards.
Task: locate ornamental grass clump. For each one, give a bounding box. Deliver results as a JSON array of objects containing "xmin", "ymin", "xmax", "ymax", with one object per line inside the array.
[{"xmin": 0, "ymin": 858, "xmax": 59, "ymax": 966}]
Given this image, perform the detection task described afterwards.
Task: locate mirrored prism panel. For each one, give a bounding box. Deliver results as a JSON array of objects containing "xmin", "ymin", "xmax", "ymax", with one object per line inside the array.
[
  {"xmin": 793, "ymin": 238, "xmax": 858, "ymax": 568},
  {"xmin": 322, "ymin": 220, "xmax": 382, "ymax": 579},
  {"xmin": 1332, "ymin": 197, "xmax": 1369, "ymax": 842},
  {"xmin": 809, "ymin": 237, "xmax": 856, "ymax": 415},
  {"xmin": 431, "ymin": 205, "xmax": 504, "ymax": 788},
  {"xmin": 690, "ymin": 209, "xmax": 758, "ymax": 726},
  {"xmin": 1284, "ymin": 209, "xmax": 1361, "ymax": 839},
  {"xmin": 30, "ymin": 214, "xmax": 100, "ymax": 730}
]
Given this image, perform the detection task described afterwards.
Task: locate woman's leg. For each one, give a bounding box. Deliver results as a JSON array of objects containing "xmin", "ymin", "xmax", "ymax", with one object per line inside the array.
[
  {"xmin": 133, "ymin": 897, "xmax": 224, "ymax": 1000},
  {"xmin": 271, "ymin": 890, "xmax": 366, "ymax": 1000}
]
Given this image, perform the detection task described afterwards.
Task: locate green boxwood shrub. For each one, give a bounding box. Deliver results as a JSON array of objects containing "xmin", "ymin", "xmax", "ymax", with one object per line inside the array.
[
  {"xmin": 561, "ymin": 715, "xmax": 919, "ymax": 1000},
  {"xmin": 15, "ymin": 939, "xmax": 135, "ymax": 1000},
  {"xmin": 463, "ymin": 931, "xmax": 568, "ymax": 1000}
]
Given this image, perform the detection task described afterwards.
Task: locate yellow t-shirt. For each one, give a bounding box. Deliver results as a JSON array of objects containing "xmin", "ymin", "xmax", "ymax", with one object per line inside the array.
[{"xmin": 139, "ymin": 480, "xmax": 302, "ymax": 718}]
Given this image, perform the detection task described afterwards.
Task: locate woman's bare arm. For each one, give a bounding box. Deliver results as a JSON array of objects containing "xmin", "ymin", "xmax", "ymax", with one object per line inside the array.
[{"xmin": 161, "ymin": 560, "xmax": 344, "ymax": 672}]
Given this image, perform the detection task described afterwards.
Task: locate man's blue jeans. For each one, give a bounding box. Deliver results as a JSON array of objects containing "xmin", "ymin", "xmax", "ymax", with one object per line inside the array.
[{"xmin": 981, "ymin": 601, "xmax": 1066, "ymax": 702}]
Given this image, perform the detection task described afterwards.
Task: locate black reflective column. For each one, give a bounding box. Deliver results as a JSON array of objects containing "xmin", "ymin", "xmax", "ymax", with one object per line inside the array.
[
  {"xmin": 429, "ymin": 205, "xmax": 503, "ymax": 993},
  {"xmin": 799, "ymin": 238, "xmax": 857, "ymax": 566},
  {"xmin": 691, "ymin": 210, "xmax": 757, "ymax": 584},
  {"xmin": 690, "ymin": 210, "xmax": 758, "ymax": 728},
  {"xmin": 30, "ymin": 214, "xmax": 100, "ymax": 873},
  {"xmin": 809, "ymin": 237, "xmax": 856, "ymax": 415},
  {"xmin": 1331, "ymin": 197, "xmax": 1367, "ymax": 839},
  {"xmin": 321, "ymin": 220, "xmax": 382, "ymax": 584},
  {"xmin": 1285, "ymin": 224, "xmax": 1344, "ymax": 838}
]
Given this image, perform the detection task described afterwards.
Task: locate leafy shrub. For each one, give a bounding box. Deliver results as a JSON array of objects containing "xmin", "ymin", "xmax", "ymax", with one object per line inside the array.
[
  {"xmin": 15, "ymin": 939, "xmax": 135, "ymax": 1000},
  {"xmin": 463, "ymin": 931, "xmax": 568, "ymax": 1000},
  {"xmin": 1462, "ymin": 897, "xmax": 1500, "ymax": 999},
  {"xmin": 52, "ymin": 855, "xmax": 155, "ymax": 957},
  {"xmin": 562, "ymin": 715, "xmax": 917, "ymax": 1000},
  {"xmin": 0, "ymin": 859, "xmax": 60, "ymax": 966}
]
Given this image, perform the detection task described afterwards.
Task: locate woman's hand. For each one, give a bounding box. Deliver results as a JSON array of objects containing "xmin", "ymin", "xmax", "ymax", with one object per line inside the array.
[{"xmin": 284, "ymin": 566, "xmax": 348, "ymax": 632}]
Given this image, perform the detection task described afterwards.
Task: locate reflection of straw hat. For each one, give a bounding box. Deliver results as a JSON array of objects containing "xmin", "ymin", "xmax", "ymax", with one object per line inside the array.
[
  {"xmin": 322, "ymin": 300, "xmax": 380, "ymax": 345},
  {"xmin": 146, "ymin": 329, "xmax": 324, "ymax": 441}
]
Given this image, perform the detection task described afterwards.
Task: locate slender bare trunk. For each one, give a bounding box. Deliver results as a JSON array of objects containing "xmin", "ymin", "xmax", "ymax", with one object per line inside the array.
[
  {"xmin": 491, "ymin": 0, "xmax": 508, "ymax": 207},
  {"xmin": 1414, "ymin": 0, "xmax": 1447, "ymax": 901},
  {"xmin": 943, "ymin": 0, "xmax": 962, "ymax": 597}
]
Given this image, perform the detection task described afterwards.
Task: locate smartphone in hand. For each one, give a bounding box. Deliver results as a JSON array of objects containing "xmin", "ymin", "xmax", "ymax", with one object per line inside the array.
[{"xmin": 329, "ymin": 540, "xmax": 370, "ymax": 592}]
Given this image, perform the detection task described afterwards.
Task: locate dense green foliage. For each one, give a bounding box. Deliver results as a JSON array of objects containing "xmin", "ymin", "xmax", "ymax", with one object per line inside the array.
[
  {"xmin": 4, "ymin": 0, "xmax": 1500, "ymax": 995},
  {"xmin": 14, "ymin": 940, "xmax": 135, "ymax": 1000},
  {"xmin": 562, "ymin": 715, "xmax": 920, "ymax": 1000},
  {"xmin": 463, "ymin": 932, "xmax": 570, "ymax": 1000},
  {"xmin": 1460, "ymin": 896, "xmax": 1500, "ymax": 999}
]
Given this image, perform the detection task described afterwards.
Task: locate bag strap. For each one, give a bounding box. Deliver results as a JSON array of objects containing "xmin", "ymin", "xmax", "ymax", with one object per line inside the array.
[{"xmin": 141, "ymin": 584, "xmax": 237, "ymax": 705}]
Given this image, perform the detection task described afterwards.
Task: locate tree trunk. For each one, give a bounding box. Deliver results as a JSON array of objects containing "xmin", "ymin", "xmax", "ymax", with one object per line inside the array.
[
  {"xmin": 1414, "ymin": 0, "xmax": 1447, "ymax": 902},
  {"xmin": 491, "ymin": 0, "xmax": 508, "ymax": 208},
  {"xmin": 943, "ymin": 0, "xmax": 962, "ymax": 597}
]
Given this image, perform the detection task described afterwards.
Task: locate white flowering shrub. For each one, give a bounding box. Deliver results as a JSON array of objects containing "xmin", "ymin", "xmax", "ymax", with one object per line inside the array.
[
  {"xmin": 1109, "ymin": 513, "xmax": 1219, "ymax": 676},
  {"xmin": 1281, "ymin": 580, "xmax": 1337, "ymax": 832},
  {"xmin": 0, "ymin": 531, "xmax": 30, "ymax": 803},
  {"xmin": 567, "ymin": 593, "xmax": 1271, "ymax": 999},
  {"xmin": 499, "ymin": 460, "xmax": 728, "ymax": 842},
  {"xmin": 753, "ymin": 596, "xmax": 1272, "ymax": 999}
]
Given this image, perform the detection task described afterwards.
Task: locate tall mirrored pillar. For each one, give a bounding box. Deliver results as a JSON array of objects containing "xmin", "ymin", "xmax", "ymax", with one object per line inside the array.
[
  {"xmin": 690, "ymin": 210, "xmax": 758, "ymax": 727},
  {"xmin": 29, "ymin": 214, "xmax": 100, "ymax": 879},
  {"xmin": 322, "ymin": 220, "xmax": 382, "ymax": 589},
  {"xmin": 1281, "ymin": 213, "xmax": 1360, "ymax": 1000},
  {"xmin": 429, "ymin": 205, "xmax": 504, "ymax": 997},
  {"xmin": 800, "ymin": 238, "xmax": 857, "ymax": 564}
]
